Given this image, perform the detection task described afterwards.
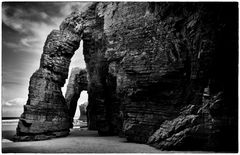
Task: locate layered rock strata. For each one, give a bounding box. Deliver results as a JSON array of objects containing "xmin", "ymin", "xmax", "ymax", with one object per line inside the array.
[
  {"xmin": 147, "ymin": 92, "xmax": 227, "ymax": 151},
  {"xmin": 14, "ymin": 32, "xmax": 81, "ymax": 140},
  {"xmin": 14, "ymin": 9, "xmax": 85, "ymax": 141},
  {"xmin": 15, "ymin": 2, "xmax": 237, "ymax": 152},
  {"xmin": 103, "ymin": 3, "xmax": 237, "ymax": 151},
  {"xmin": 65, "ymin": 68, "xmax": 87, "ymax": 127}
]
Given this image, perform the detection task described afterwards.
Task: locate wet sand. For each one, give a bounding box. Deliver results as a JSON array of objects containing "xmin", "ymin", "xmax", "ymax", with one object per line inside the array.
[{"xmin": 2, "ymin": 121, "xmax": 161, "ymax": 153}]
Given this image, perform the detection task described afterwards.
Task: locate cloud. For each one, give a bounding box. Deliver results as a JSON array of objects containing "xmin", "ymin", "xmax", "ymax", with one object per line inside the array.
[
  {"xmin": 59, "ymin": 2, "xmax": 90, "ymax": 16},
  {"xmin": 2, "ymin": 69, "xmax": 31, "ymax": 87},
  {"xmin": 2, "ymin": 98, "xmax": 27, "ymax": 107},
  {"xmin": 2, "ymin": 2, "xmax": 90, "ymax": 117},
  {"xmin": 2, "ymin": 2, "xmax": 89, "ymax": 54},
  {"xmin": 2, "ymin": 5, "xmax": 60, "ymax": 53},
  {"xmin": 2, "ymin": 97, "xmax": 26, "ymax": 117}
]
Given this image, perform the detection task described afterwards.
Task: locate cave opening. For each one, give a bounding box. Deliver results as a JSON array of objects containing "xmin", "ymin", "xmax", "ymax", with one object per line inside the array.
[
  {"xmin": 73, "ymin": 90, "xmax": 88, "ymax": 129},
  {"xmin": 62, "ymin": 41, "xmax": 89, "ymax": 129}
]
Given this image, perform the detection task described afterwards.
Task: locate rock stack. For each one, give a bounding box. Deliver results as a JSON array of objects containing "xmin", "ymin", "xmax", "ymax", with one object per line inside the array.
[
  {"xmin": 15, "ymin": 2, "xmax": 238, "ymax": 152},
  {"xmin": 14, "ymin": 11, "xmax": 83, "ymax": 141}
]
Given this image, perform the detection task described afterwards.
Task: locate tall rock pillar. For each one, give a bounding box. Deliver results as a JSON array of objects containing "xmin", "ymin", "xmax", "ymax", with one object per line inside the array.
[{"xmin": 14, "ymin": 10, "xmax": 85, "ymax": 141}]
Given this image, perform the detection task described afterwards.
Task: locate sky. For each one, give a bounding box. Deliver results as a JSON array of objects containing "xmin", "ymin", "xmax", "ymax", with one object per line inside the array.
[{"xmin": 2, "ymin": 2, "xmax": 89, "ymax": 118}]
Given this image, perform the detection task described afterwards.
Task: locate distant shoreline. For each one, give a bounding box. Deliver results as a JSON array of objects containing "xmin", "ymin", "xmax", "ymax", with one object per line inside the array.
[{"xmin": 2, "ymin": 117, "xmax": 19, "ymax": 120}]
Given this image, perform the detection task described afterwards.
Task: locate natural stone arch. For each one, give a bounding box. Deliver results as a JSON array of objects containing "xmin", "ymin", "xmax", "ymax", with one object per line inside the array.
[
  {"xmin": 64, "ymin": 68, "xmax": 88, "ymax": 128},
  {"xmin": 13, "ymin": 2, "xmax": 237, "ymax": 152},
  {"xmin": 14, "ymin": 3, "xmax": 105, "ymax": 141}
]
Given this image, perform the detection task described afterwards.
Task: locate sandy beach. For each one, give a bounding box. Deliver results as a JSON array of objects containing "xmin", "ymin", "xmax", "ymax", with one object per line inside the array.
[{"xmin": 2, "ymin": 120, "xmax": 161, "ymax": 153}]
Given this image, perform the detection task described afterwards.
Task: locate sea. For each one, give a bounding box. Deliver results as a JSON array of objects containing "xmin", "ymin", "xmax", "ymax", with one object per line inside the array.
[
  {"xmin": 2, "ymin": 118, "xmax": 18, "ymax": 142},
  {"xmin": 2, "ymin": 118, "xmax": 18, "ymax": 131},
  {"xmin": 2, "ymin": 118, "xmax": 87, "ymax": 130}
]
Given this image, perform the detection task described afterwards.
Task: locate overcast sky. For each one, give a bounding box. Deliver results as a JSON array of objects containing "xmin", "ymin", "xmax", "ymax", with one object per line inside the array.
[{"xmin": 2, "ymin": 2, "xmax": 89, "ymax": 118}]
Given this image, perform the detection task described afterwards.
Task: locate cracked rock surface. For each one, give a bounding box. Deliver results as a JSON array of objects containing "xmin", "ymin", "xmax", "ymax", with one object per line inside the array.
[{"xmin": 15, "ymin": 2, "xmax": 237, "ymax": 152}]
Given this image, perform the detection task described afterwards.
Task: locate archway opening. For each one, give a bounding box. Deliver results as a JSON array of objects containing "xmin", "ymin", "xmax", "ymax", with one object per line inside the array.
[
  {"xmin": 62, "ymin": 41, "xmax": 85, "ymax": 94},
  {"xmin": 73, "ymin": 90, "xmax": 88, "ymax": 128},
  {"xmin": 62, "ymin": 41, "xmax": 89, "ymax": 129}
]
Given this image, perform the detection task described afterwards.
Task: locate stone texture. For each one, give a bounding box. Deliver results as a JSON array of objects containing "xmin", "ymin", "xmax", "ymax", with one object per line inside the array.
[
  {"xmin": 15, "ymin": 9, "xmax": 85, "ymax": 141},
  {"xmin": 147, "ymin": 92, "xmax": 233, "ymax": 151},
  {"xmin": 15, "ymin": 2, "xmax": 237, "ymax": 152},
  {"xmin": 102, "ymin": 3, "xmax": 237, "ymax": 150},
  {"xmin": 79, "ymin": 102, "xmax": 88, "ymax": 121},
  {"xmin": 65, "ymin": 68, "xmax": 87, "ymax": 127}
]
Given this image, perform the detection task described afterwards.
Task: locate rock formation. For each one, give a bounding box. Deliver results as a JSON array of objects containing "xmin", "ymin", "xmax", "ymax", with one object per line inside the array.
[
  {"xmin": 14, "ymin": 28, "xmax": 82, "ymax": 141},
  {"xmin": 147, "ymin": 92, "xmax": 226, "ymax": 151},
  {"xmin": 102, "ymin": 3, "xmax": 237, "ymax": 151},
  {"xmin": 15, "ymin": 2, "xmax": 238, "ymax": 152},
  {"xmin": 65, "ymin": 68, "xmax": 87, "ymax": 128},
  {"xmin": 79, "ymin": 102, "xmax": 88, "ymax": 121}
]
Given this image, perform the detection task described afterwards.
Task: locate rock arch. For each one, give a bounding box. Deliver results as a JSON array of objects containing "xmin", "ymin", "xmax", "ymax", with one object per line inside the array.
[
  {"xmin": 64, "ymin": 68, "xmax": 88, "ymax": 128},
  {"xmin": 14, "ymin": 3, "xmax": 108, "ymax": 140},
  {"xmin": 13, "ymin": 2, "xmax": 238, "ymax": 152}
]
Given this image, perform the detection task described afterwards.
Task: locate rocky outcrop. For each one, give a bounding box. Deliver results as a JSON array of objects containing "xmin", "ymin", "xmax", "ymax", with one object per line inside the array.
[
  {"xmin": 14, "ymin": 2, "xmax": 109, "ymax": 140},
  {"xmin": 14, "ymin": 6, "xmax": 87, "ymax": 140},
  {"xmin": 147, "ymin": 90, "xmax": 237, "ymax": 152},
  {"xmin": 103, "ymin": 3, "xmax": 237, "ymax": 151},
  {"xmin": 104, "ymin": 2, "xmax": 207, "ymax": 143},
  {"xmin": 15, "ymin": 2, "xmax": 237, "ymax": 152},
  {"xmin": 147, "ymin": 92, "xmax": 224, "ymax": 151},
  {"xmin": 14, "ymin": 30, "xmax": 81, "ymax": 141},
  {"xmin": 65, "ymin": 68, "xmax": 87, "ymax": 127},
  {"xmin": 79, "ymin": 102, "xmax": 88, "ymax": 121}
]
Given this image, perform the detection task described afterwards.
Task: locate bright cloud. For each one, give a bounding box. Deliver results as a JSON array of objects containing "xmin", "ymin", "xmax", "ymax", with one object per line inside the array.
[
  {"xmin": 2, "ymin": 98, "xmax": 27, "ymax": 107},
  {"xmin": 2, "ymin": 98, "xmax": 27, "ymax": 117},
  {"xmin": 2, "ymin": 2, "xmax": 89, "ymax": 54},
  {"xmin": 59, "ymin": 2, "xmax": 90, "ymax": 15},
  {"xmin": 2, "ymin": 10, "xmax": 61, "ymax": 53}
]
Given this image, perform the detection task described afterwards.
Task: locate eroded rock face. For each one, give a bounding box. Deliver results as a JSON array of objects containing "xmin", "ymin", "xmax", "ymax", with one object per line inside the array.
[
  {"xmin": 14, "ymin": 10, "xmax": 85, "ymax": 141},
  {"xmin": 65, "ymin": 68, "xmax": 87, "ymax": 127},
  {"xmin": 15, "ymin": 2, "xmax": 237, "ymax": 151},
  {"xmin": 102, "ymin": 2, "xmax": 237, "ymax": 151},
  {"xmin": 14, "ymin": 2, "xmax": 110, "ymax": 140},
  {"xmin": 79, "ymin": 102, "xmax": 88, "ymax": 121},
  {"xmin": 103, "ymin": 2, "xmax": 206, "ymax": 143},
  {"xmin": 147, "ymin": 92, "xmax": 231, "ymax": 151}
]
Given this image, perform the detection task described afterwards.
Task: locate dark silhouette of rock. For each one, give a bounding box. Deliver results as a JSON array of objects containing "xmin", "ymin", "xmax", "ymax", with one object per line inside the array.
[
  {"xmin": 102, "ymin": 3, "xmax": 237, "ymax": 152},
  {"xmin": 65, "ymin": 68, "xmax": 87, "ymax": 128},
  {"xmin": 79, "ymin": 102, "xmax": 88, "ymax": 121},
  {"xmin": 147, "ymin": 92, "xmax": 230, "ymax": 151},
  {"xmin": 15, "ymin": 2, "xmax": 237, "ymax": 152}
]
